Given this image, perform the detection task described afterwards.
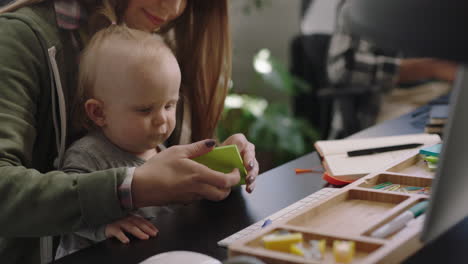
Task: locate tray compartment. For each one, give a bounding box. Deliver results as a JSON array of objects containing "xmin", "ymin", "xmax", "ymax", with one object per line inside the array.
[
  {"xmin": 286, "ymin": 189, "xmax": 409, "ymax": 236},
  {"xmin": 386, "ymin": 154, "xmax": 435, "ymax": 177},
  {"xmin": 359, "ymin": 173, "xmax": 432, "ymax": 195},
  {"xmin": 362, "ymin": 198, "xmax": 428, "ymax": 239},
  {"xmin": 236, "ymin": 227, "xmax": 383, "ymax": 264}
]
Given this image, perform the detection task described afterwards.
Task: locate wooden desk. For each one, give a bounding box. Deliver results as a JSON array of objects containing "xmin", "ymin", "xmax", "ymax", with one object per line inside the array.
[{"xmin": 54, "ymin": 107, "xmax": 428, "ymax": 264}]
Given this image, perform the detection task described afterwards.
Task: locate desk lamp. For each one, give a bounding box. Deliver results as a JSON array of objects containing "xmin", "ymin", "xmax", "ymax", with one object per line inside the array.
[{"xmin": 340, "ymin": 0, "xmax": 468, "ymax": 243}]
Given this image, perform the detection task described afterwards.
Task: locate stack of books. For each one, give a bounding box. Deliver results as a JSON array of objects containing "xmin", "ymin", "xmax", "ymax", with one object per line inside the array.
[
  {"xmin": 419, "ymin": 143, "xmax": 442, "ymax": 171},
  {"xmin": 425, "ymin": 105, "xmax": 449, "ymax": 135}
]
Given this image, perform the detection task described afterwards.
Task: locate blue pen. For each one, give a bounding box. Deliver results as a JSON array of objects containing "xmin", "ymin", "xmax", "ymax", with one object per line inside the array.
[{"xmin": 261, "ymin": 219, "xmax": 272, "ymax": 228}]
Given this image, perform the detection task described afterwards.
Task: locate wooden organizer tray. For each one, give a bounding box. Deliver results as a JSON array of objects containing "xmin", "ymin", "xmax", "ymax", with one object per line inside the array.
[
  {"xmin": 229, "ymin": 151, "xmax": 432, "ymax": 263},
  {"xmin": 386, "ymin": 154, "xmax": 435, "ymax": 178}
]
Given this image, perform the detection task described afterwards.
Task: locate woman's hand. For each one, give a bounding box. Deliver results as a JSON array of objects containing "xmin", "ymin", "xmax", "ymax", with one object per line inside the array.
[
  {"xmin": 105, "ymin": 214, "xmax": 158, "ymax": 243},
  {"xmin": 221, "ymin": 133, "xmax": 259, "ymax": 193},
  {"xmin": 132, "ymin": 140, "xmax": 241, "ymax": 208}
]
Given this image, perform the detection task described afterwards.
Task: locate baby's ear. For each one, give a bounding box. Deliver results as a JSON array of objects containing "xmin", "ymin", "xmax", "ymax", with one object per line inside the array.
[{"xmin": 85, "ymin": 99, "xmax": 106, "ymax": 127}]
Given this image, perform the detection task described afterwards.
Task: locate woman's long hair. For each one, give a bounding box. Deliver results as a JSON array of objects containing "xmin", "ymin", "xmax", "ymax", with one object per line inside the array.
[
  {"xmin": 172, "ymin": 1, "xmax": 231, "ymax": 142},
  {"xmin": 1, "ymin": 0, "xmax": 232, "ymax": 143}
]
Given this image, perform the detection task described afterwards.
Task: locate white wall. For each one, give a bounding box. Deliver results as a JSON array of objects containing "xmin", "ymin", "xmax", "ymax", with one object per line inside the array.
[{"xmin": 229, "ymin": 0, "xmax": 301, "ymax": 102}]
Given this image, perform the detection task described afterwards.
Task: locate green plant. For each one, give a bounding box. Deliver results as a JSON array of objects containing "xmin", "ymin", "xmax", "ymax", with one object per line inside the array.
[
  {"xmin": 242, "ymin": 0, "xmax": 272, "ymax": 15},
  {"xmin": 217, "ymin": 49, "xmax": 320, "ymax": 170}
]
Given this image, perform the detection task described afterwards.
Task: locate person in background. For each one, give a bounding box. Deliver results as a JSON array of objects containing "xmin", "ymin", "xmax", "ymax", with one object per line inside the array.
[
  {"xmin": 326, "ymin": 0, "xmax": 457, "ymax": 137},
  {"xmin": 0, "ymin": 0, "xmax": 258, "ymax": 262}
]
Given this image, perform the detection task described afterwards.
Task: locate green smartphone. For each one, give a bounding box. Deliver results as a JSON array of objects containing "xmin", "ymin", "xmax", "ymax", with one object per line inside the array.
[{"xmin": 191, "ymin": 145, "xmax": 247, "ymax": 185}]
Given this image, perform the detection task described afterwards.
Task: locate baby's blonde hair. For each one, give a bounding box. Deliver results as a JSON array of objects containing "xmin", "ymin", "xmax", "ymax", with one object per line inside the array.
[{"xmin": 74, "ymin": 3, "xmax": 176, "ymax": 132}]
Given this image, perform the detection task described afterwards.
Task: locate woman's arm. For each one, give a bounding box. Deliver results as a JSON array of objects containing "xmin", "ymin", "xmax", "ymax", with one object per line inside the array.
[
  {"xmin": 398, "ymin": 58, "xmax": 458, "ymax": 83},
  {"xmin": 0, "ymin": 17, "xmax": 128, "ymax": 236}
]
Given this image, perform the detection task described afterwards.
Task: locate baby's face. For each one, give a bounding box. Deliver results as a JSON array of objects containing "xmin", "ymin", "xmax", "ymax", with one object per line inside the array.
[{"xmin": 98, "ymin": 52, "xmax": 181, "ymax": 155}]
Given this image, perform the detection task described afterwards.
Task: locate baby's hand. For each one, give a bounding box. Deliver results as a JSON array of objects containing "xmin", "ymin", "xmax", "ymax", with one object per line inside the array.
[{"xmin": 105, "ymin": 214, "xmax": 158, "ymax": 243}]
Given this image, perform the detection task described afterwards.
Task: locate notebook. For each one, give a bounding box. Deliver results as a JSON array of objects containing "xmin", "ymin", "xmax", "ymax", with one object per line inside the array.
[
  {"xmin": 315, "ymin": 134, "xmax": 441, "ymax": 181},
  {"xmin": 425, "ymin": 105, "xmax": 449, "ymax": 135},
  {"xmin": 424, "ymin": 124, "xmax": 444, "ymax": 134},
  {"xmin": 419, "ymin": 143, "xmax": 442, "ymax": 157},
  {"xmin": 428, "ymin": 105, "xmax": 449, "ymax": 125}
]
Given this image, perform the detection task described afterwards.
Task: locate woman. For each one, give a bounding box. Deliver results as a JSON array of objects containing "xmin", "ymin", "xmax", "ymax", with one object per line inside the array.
[{"xmin": 0, "ymin": 0, "xmax": 258, "ymax": 262}]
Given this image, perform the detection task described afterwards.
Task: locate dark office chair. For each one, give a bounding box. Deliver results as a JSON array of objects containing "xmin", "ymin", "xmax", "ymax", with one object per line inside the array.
[{"xmin": 291, "ymin": 33, "xmax": 334, "ymax": 139}]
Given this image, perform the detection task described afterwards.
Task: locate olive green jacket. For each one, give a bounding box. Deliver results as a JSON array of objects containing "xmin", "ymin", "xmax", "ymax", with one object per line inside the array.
[{"xmin": 0, "ymin": 3, "xmax": 130, "ymax": 263}]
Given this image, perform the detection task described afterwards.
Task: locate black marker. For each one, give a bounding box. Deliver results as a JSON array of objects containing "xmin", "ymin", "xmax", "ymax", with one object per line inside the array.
[{"xmin": 347, "ymin": 143, "xmax": 424, "ymax": 157}]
